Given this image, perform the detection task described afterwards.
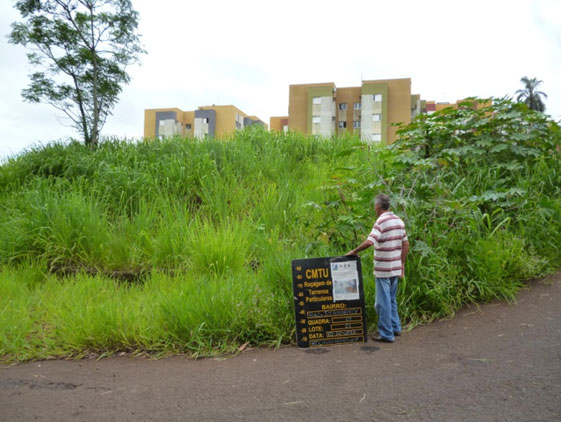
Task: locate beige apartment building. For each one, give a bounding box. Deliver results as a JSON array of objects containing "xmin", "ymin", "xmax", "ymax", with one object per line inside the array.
[
  {"xmin": 271, "ymin": 78, "xmax": 418, "ymax": 145},
  {"xmin": 144, "ymin": 105, "xmax": 266, "ymax": 139}
]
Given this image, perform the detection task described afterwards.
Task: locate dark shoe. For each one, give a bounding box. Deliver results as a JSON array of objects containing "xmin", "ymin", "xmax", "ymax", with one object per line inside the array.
[
  {"xmin": 372, "ymin": 334, "xmax": 394, "ymax": 343},
  {"xmin": 394, "ymin": 331, "xmax": 401, "ymax": 337}
]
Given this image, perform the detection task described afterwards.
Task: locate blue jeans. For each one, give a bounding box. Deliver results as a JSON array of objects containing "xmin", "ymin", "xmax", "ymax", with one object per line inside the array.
[{"xmin": 375, "ymin": 276, "xmax": 401, "ymax": 340}]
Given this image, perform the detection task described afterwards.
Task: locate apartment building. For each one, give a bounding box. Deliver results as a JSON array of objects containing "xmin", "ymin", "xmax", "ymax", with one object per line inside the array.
[
  {"xmin": 144, "ymin": 105, "xmax": 266, "ymax": 139},
  {"xmin": 272, "ymin": 78, "xmax": 419, "ymax": 144},
  {"xmin": 269, "ymin": 116, "xmax": 289, "ymax": 133}
]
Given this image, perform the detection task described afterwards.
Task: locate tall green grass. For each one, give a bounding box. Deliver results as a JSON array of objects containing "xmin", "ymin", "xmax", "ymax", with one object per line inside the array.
[{"xmin": 1, "ymin": 103, "xmax": 560, "ymax": 361}]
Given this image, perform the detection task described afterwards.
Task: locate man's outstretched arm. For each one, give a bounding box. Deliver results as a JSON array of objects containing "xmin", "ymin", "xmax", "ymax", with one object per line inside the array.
[{"xmin": 346, "ymin": 239, "xmax": 374, "ymax": 256}]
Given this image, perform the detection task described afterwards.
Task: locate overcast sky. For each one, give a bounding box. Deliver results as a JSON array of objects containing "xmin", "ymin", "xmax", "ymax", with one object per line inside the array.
[{"xmin": 1, "ymin": 0, "xmax": 560, "ymax": 161}]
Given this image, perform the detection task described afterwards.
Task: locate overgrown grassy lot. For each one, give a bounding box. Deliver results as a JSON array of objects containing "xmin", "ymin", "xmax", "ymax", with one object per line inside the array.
[{"xmin": 1, "ymin": 98, "xmax": 560, "ymax": 361}]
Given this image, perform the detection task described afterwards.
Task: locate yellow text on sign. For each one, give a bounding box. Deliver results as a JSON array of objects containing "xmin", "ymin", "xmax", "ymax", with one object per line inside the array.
[{"xmin": 305, "ymin": 268, "xmax": 329, "ymax": 280}]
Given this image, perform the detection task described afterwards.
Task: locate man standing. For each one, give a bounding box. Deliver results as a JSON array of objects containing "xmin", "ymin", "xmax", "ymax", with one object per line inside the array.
[{"xmin": 346, "ymin": 194, "xmax": 409, "ymax": 343}]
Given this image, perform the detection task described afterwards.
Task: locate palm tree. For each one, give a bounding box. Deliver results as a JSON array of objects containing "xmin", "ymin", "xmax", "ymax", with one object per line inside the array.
[{"xmin": 515, "ymin": 77, "xmax": 547, "ymax": 112}]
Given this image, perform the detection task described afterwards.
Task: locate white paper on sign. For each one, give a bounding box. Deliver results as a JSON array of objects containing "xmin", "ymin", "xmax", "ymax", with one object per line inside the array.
[{"xmin": 331, "ymin": 261, "xmax": 360, "ymax": 302}]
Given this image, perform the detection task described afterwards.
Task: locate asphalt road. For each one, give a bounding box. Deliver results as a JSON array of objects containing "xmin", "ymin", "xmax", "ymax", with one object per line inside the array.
[{"xmin": 2, "ymin": 271, "xmax": 560, "ymax": 421}]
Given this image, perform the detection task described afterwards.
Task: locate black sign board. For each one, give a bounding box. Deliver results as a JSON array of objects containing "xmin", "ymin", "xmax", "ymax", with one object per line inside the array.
[{"xmin": 291, "ymin": 255, "xmax": 367, "ymax": 348}]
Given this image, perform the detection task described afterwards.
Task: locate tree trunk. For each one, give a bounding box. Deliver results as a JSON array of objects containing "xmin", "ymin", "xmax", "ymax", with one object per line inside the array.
[
  {"xmin": 89, "ymin": 3, "xmax": 99, "ymax": 147},
  {"xmin": 72, "ymin": 75, "xmax": 91, "ymax": 145}
]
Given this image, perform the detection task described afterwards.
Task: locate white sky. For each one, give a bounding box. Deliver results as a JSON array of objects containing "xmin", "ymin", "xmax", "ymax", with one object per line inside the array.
[{"xmin": 1, "ymin": 0, "xmax": 560, "ymax": 161}]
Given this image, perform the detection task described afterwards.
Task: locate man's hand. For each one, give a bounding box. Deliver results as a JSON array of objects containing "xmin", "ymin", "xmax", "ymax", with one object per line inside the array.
[{"xmin": 345, "ymin": 240, "xmax": 373, "ymax": 257}]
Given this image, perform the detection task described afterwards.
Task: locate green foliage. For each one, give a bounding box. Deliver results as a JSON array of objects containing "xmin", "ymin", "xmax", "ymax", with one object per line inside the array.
[
  {"xmin": 1, "ymin": 104, "xmax": 560, "ymax": 361},
  {"xmin": 187, "ymin": 218, "xmax": 254, "ymax": 276},
  {"xmin": 392, "ymin": 98, "xmax": 555, "ymax": 164},
  {"xmin": 9, "ymin": 0, "xmax": 145, "ymax": 146}
]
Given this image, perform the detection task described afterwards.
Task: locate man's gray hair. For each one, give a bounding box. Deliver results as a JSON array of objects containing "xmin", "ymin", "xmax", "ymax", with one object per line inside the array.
[{"xmin": 375, "ymin": 194, "xmax": 391, "ymax": 211}]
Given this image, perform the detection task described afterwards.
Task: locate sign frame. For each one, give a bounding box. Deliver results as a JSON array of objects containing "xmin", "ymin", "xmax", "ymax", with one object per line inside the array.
[{"xmin": 291, "ymin": 255, "xmax": 368, "ymax": 348}]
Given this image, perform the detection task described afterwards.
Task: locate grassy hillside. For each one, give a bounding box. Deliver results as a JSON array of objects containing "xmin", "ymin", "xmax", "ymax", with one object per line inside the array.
[{"xmin": 1, "ymin": 99, "xmax": 560, "ymax": 361}]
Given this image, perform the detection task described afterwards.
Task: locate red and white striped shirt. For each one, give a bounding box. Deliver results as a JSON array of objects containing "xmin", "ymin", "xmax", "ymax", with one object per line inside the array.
[{"xmin": 367, "ymin": 211, "xmax": 408, "ymax": 278}]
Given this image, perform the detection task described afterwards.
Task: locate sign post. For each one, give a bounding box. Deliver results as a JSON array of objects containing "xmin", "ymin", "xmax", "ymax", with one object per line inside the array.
[{"xmin": 291, "ymin": 255, "xmax": 368, "ymax": 348}]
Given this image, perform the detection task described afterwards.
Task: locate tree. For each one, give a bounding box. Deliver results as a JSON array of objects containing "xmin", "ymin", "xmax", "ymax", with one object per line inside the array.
[
  {"xmin": 515, "ymin": 76, "xmax": 547, "ymax": 112},
  {"xmin": 9, "ymin": 0, "xmax": 145, "ymax": 147}
]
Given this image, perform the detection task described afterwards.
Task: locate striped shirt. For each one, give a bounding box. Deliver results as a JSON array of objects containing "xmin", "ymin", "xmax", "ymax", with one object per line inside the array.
[{"xmin": 367, "ymin": 211, "xmax": 408, "ymax": 278}]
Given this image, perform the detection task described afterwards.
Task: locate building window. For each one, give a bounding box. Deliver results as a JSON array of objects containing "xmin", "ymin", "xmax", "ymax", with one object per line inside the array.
[
  {"xmin": 373, "ymin": 94, "xmax": 382, "ymax": 102},
  {"xmin": 338, "ymin": 121, "xmax": 347, "ymax": 128},
  {"xmin": 372, "ymin": 134, "xmax": 382, "ymax": 142},
  {"xmin": 186, "ymin": 124, "xmax": 192, "ymax": 129},
  {"xmin": 312, "ymin": 116, "xmax": 321, "ymax": 124},
  {"xmin": 354, "ymin": 102, "xmax": 361, "ymax": 110},
  {"xmin": 339, "ymin": 103, "xmax": 347, "ymax": 110},
  {"xmin": 353, "ymin": 120, "xmax": 360, "ymax": 128},
  {"xmin": 313, "ymin": 97, "xmax": 322, "ymax": 105},
  {"xmin": 372, "ymin": 114, "xmax": 381, "ymax": 122}
]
